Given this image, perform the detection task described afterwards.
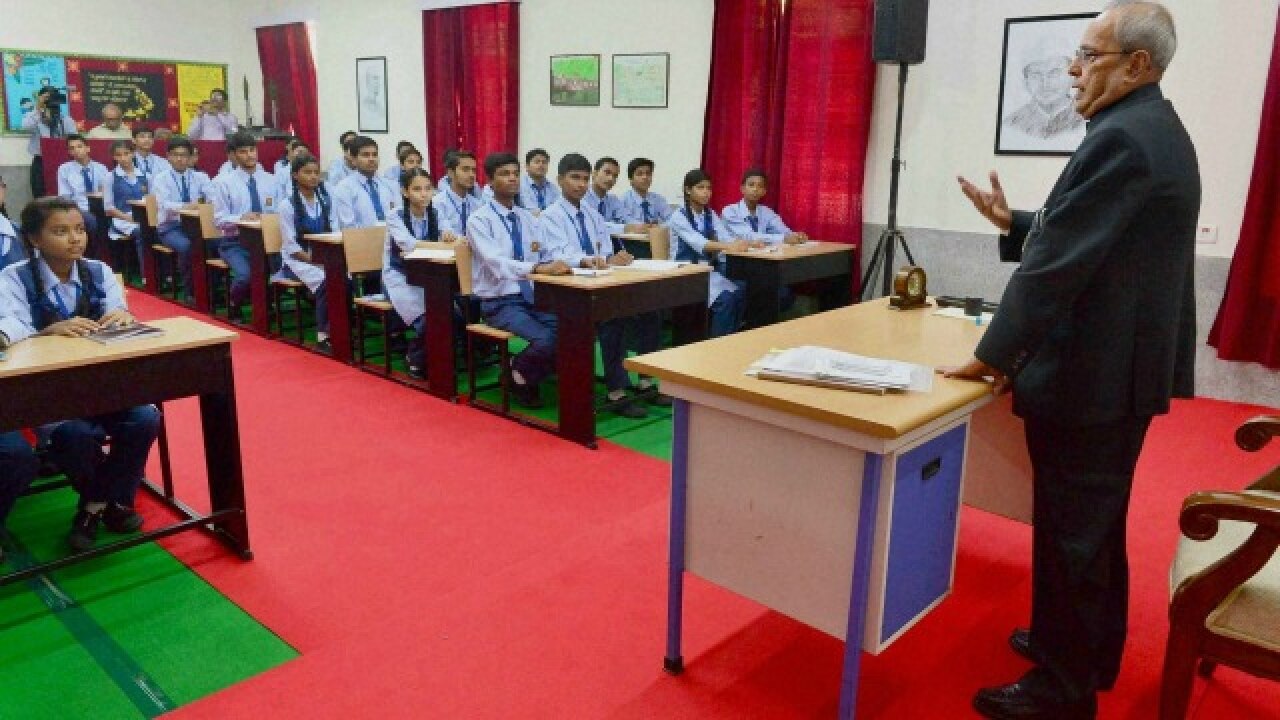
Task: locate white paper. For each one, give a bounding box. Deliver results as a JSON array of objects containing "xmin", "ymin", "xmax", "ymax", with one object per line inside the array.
[
  {"xmin": 749, "ymin": 346, "xmax": 933, "ymax": 393},
  {"xmin": 404, "ymin": 247, "xmax": 456, "ymax": 260},
  {"xmin": 933, "ymin": 307, "xmax": 995, "ymax": 325},
  {"xmin": 571, "ymin": 267, "xmax": 613, "ymax": 277},
  {"xmin": 612, "ymin": 259, "xmax": 688, "ymax": 273},
  {"xmin": 611, "ymin": 232, "xmax": 650, "ymax": 240}
]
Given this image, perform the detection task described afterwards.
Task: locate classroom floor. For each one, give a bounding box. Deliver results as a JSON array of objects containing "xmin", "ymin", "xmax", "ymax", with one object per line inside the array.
[{"xmin": 2, "ymin": 291, "xmax": 1278, "ymax": 719}]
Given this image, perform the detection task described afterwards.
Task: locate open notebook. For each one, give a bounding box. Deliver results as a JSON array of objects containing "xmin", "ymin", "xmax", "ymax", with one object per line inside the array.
[{"xmin": 86, "ymin": 323, "xmax": 165, "ymax": 345}]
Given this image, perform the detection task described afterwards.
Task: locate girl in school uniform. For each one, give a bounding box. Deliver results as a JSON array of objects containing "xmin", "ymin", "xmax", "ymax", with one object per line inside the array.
[
  {"xmin": 276, "ymin": 154, "xmax": 334, "ymax": 353},
  {"xmin": 104, "ymin": 139, "xmax": 149, "ymax": 275},
  {"xmin": 0, "ymin": 197, "xmax": 160, "ymax": 552},
  {"xmin": 667, "ymin": 169, "xmax": 759, "ymax": 337}
]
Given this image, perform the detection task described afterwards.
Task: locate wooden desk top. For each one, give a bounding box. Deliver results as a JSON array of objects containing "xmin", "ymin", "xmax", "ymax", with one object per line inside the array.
[
  {"xmin": 303, "ymin": 233, "xmax": 343, "ymax": 245},
  {"xmin": 237, "ymin": 220, "xmax": 263, "ymax": 229},
  {"xmin": 0, "ymin": 317, "xmax": 238, "ymax": 379},
  {"xmin": 721, "ymin": 241, "xmax": 855, "ymax": 262},
  {"xmin": 530, "ymin": 263, "xmax": 711, "ymax": 290},
  {"xmin": 127, "ymin": 199, "xmax": 147, "ymax": 207},
  {"xmin": 178, "ymin": 208, "xmax": 205, "ymax": 217},
  {"xmin": 626, "ymin": 298, "xmax": 992, "ymax": 439}
]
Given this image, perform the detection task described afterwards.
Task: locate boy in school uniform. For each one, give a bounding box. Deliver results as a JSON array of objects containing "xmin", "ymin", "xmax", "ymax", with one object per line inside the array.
[
  {"xmin": 327, "ymin": 131, "xmax": 359, "ymax": 187},
  {"xmin": 0, "ymin": 197, "xmax": 160, "ymax": 551},
  {"xmin": 540, "ymin": 153, "xmax": 651, "ymax": 418},
  {"xmin": 131, "ymin": 125, "xmax": 171, "ymax": 182},
  {"xmin": 56, "ymin": 134, "xmax": 111, "ymax": 238},
  {"xmin": 721, "ymin": 168, "xmax": 808, "ymax": 245},
  {"xmin": 468, "ymin": 152, "xmax": 581, "ymax": 408},
  {"xmin": 332, "ymin": 136, "xmax": 398, "ymax": 230},
  {"xmin": 210, "ymin": 131, "xmax": 278, "ymax": 317},
  {"xmin": 437, "ymin": 148, "xmax": 485, "ymax": 199},
  {"xmin": 433, "ymin": 150, "xmax": 484, "ymax": 236},
  {"xmin": 586, "ymin": 156, "xmax": 627, "ymax": 236},
  {"xmin": 153, "ymin": 137, "xmax": 212, "ymax": 300},
  {"xmin": 519, "ymin": 148, "xmax": 560, "ymax": 214},
  {"xmin": 619, "ymin": 158, "xmax": 673, "ymax": 226}
]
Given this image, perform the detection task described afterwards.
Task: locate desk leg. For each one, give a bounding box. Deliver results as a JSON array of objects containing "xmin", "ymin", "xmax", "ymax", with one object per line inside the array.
[
  {"xmin": 322, "ymin": 249, "xmax": 353, "ymax": 364},
  {"xmin": 423, "ymin": 274, "xmax": 457, "ymax": 401},
  {"xmin": 818, "ymin": 270, "xmax": 856, "ymax": 313},
  {"xmin": 555, "ymin": 305, "xmax": 597, "ymax": 448},
  {"xmin": 838, "ymin": 453, "xmax": 884, "ymax": 719},
  {"xmin": 199, "ymin": 360, "xmax": 251, "ymax": 559},
  {"xmin": 245, "ymin": 232, "xmax": 270, "ymax": 336},
  {"xmin": 670, "ymin": 301, "xmax": 709, "ymax": 347},
  {"xmin": 140, "ymin": 227, "xmax": 159, "ymax": 293},
  {"xmin": 665, "ymin": 398, "xmax": 690, "ymax": 674},
  {"xmin": 188, "ymin": 227, "xmax": 212, "ymax": 314}
]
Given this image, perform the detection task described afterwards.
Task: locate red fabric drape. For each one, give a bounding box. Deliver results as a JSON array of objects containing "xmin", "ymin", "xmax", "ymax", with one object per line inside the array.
[
  {"xmin": 702, "ymin": 0, "xmax": 876, "ymax": 260},
  {"xmin": 1209, "ymin": 13, "xmax": 1280, "ymax": 368},
  {"xmin": 256, "ymin": 22, "xmax": 320, "ymax": 159},
  {"xmin": 422, "ymin": 3, "xmax": 519, "ymax": 186}
]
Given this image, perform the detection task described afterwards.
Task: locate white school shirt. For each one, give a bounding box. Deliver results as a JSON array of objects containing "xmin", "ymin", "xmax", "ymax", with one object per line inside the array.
[
  {"xmin": 56, "ymin": 160, "xmax": 112, "ymax": 213},
  {"xmin": 382, "ymin": 207, "xmax": 435, "ymax": 325},
  {"xmin": 211, "ymin": 166, "xmax": 280, "ymax": 237},
  {"xmin": 152, "ymin": 168, "xmax": 213, "ymax": 229},
  {"xmin": 667, "ymin": 206, "xmax": 739, "ymax": 305},
  {"xmin": 0, "ymin": 258, "xmax": 126, "ymax": 343},
  {"xmin": 277, "ymin": 191, "xmax": 329, "ymax": 293},
  {"xmin": 721, "ymin": 200, "xmax": 793, "ymax": 245},
  {"xmin": 332, "ymin": 173, "xmax": 399, "ymax": 230}
]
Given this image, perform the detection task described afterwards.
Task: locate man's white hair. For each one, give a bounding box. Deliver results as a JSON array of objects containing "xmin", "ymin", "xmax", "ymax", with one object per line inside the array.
[{"xmin": 1104, "ymin": 0, "xmax": 1177, "ymax": 71}]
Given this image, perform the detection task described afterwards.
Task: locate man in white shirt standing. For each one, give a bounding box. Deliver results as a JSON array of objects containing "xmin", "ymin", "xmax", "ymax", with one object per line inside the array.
[{"xmin": 188, "ymin": 88, "xmax": 239, "ymax": 141}]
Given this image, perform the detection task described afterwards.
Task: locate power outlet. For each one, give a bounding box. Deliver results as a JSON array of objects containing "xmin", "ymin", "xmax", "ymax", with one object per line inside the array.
[{"xmin": 1197, "ymin": 225, "xmax": 1218, "ymax": 244}]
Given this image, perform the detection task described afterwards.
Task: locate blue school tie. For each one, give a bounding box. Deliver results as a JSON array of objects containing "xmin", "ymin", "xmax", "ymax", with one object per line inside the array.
[
  {"xmin": 247, "ymin": 175, "xmax": 263, "ymax": 213},
  {"xmin": 575, "ymin": 211, "xmax": 594, "ymax": 255},
  {"xmin": 641, "ymin": 200, "xmax": 651, "ymax": 222},
  {"xmin": 534, "ymin": 183, "xmax": 547, "ymax": 210},
  {"xmin": 81, "ymin": 167, "xmax": 93, "ymax": 194},
  {"xmin": 366, "ymin": 179, "xmax": 386, "ymax": 221},
  {"xmin": 507, "ymin": 212, "xmax": 534, "ymax": 303},
  {"xmin": 597, "ymin": 199, "xmax": 606, "ymax": 216},
  {"xmin": 702, "ymin": 211, "xmax": 714, "ymax": 239},
  {"xmin": 748, "ymin": 215, "xmax": 759, "ymax": 233},
  {"xmin": 179, "ymin": 173, "xmax": 191, "ymax": 203}
]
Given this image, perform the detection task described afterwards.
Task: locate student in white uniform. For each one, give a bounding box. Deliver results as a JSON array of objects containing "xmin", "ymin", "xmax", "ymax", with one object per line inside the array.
[
  {"xmin": 276, "ymin": 154, "xmax": 334, "ymax": 352},
  {"xmin": 721, "ymin": 168, "xmax": 808, "ymax": 245}
]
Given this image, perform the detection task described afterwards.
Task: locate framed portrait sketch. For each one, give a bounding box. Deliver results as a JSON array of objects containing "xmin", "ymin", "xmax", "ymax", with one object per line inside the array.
[
  {"xmin": 550, "ymin": 54, "xmax": 601, "ymax": 107},
  {"xmin": 612, "ymin": 53, "xmax": 670, "ymax": 109},
  {"xmin": 995, "ymin": 13, "xmax": 1097, "ymax": 156},
  {"xmin": 356, "ymin": 56, "xmax": 388, "ymax": 133}
]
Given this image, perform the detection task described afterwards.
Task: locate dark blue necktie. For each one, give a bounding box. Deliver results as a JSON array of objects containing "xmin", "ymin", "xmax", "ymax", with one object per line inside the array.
[
  {"xmin": 247, "ymin": 175, "xmax": 262, "ymax": 213},
  {"xmin": 507, "ymin": 213, "xmax": 534, "ymax": 303},
  {"xmin": 641, "ymin": 200, "xmax": 651, "ymax": 222},
  {"xmin": 367, "ymin": 179, "xmax": 386, "ymax": 221},
  {"xmin": 748, "ymin": 215, "xmax": 759, "ymax": 233},
  {"xmin": 597, "ymin": 198, "xmax": 606, "ymax": 216},
  {"xmin": 701, "ymin": 211, "xmax": 714, "ymax": 239},
  {"xmin": 575, "ymin": 211, "xmax": 594, "ymax": 255},
  {"xmin": 460, "ymin": 197, "xmax": 470, "ymax": 230},
  {"xmin": 534, "ymin": 183, "xmax": 547, "ymax": 210},
  {"xmin": 179, "ymin": 173, "xmax": 190, "ymax": 203},
  {"xmin": 81, "ymin": 167, "xmax": 93, "ymax": 194}
]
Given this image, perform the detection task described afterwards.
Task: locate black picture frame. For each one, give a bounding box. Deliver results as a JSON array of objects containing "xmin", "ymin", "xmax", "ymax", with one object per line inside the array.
[
  {"xmin": 994, "ymin": 13, "xmax": 1097, "ymax": 156},
  {"xmin": 356, "ymin": 56, "xmax": 388, "ymax": 133},
  {"xmin": 612, "ymin": 53, "xmax": 670, "ymax": 109}
]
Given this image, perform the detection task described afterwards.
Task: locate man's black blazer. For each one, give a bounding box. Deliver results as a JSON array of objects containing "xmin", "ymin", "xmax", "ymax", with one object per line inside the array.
[{"xmin": 976, "ymin": 83, "xmax": 1200, "ymax": 426}]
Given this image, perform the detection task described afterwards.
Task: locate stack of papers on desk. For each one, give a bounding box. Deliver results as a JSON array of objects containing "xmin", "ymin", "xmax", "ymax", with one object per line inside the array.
[
  {"xmin": 404, "ymin": 247, "xmax": 456, "ymax": 260},
  {"xmin": 613, "ymin": 259, "xmax": 688, "ymax": 273},
  {"xmin": 612, "ymin": 232, "xmax": 650, "ymax": 240},
  {"xmin": 747, "ymin": 346, "xmax": 933, "ymax": 394},
  {"xmin": 572, "ymin": 267, "xmax": 613, "ymax": 277},
  {"xmin": 87, "ymin": 323, "xmax": 165, "ymax": 345}
]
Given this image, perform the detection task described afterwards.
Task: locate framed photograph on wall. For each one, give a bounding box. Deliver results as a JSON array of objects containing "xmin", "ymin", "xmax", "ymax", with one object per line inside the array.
[
  {"xmin": 356, "ymin": 56, "xmax": 388, "ymax": 133},
  {"xmin": 550, "ymin": 54, "xmax": 601, "ymax": 107},
  {"xmin": 612, "ymin": 53, "xmax": 670, "ymax": 109},
  {"xmin": 995, "ymin": 13, "xmax": 1096, "ymax": 155}
]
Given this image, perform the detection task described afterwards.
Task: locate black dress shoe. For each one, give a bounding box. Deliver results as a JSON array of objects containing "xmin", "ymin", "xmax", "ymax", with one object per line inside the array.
[
  {"xmin": 973, "ymin": 677, "xmax": 1096, "ymax": 719},
  {"xmin": 612, "ymin": 398, "xmax": 648, "ymax": 419},
  {"xmin": 511, "ymin": 379, "xmax": 543, "ymax": 409},
  {"xmin": 1009, "ymin": 629, "xmax": 1116, "ymax": 691}
]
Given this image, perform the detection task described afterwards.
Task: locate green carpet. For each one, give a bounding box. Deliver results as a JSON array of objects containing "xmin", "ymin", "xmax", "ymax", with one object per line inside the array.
[{"xmin": 0, "ymin": 484, "xmax": 297, "ymax": 720}]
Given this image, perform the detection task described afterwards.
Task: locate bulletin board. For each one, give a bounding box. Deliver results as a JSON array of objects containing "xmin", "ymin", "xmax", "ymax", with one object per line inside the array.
[{"xmin": 1, "ymin": 47, "xmax": 227, "ymax": 136}]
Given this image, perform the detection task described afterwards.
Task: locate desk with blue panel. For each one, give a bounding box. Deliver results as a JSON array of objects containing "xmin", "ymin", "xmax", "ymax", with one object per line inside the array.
[{"xmin": 626, "ymin": 298, "xmax": 1031, "ymax": 718}]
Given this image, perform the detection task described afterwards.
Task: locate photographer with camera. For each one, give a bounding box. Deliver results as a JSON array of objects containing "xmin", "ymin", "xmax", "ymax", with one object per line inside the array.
[
  {"xmin": 188, "ymin": 88, "xmax": 239, "ymax": 142},
  {"xmin": 21, "ymin": 86, "xmax": 80, "ymax": 197}
]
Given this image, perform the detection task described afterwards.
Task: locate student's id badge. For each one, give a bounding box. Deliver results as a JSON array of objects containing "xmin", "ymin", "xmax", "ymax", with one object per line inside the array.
[
  {"xmin": 265, "ymin": 197, "xmax": 274, "ymax": 208},
  {"xmin": 531, "ymin": 241, "xmax": 541, "ymax": 253},
  {"xmin": 390, "ymin": 201, "xmax": 397, "ymax": 211}
]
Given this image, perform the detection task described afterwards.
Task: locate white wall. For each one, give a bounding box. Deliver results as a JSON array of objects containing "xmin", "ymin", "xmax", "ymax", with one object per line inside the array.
[
  {"xmin": 519, "ymin": 0, "xmax": 714, "ymax": 201},
  {"xmin": 862, "ymin": 0, "xmax": 1280, "ymax": 258},
  {"xmin": 0, "ymin": 1, "xmax": 261, "ymax": 167}
]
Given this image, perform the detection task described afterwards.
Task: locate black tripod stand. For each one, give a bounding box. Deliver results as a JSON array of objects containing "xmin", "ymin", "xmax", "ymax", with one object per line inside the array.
[{"xmin": 861, "ymin": 62, "xmax": 916, "ymax": 300}]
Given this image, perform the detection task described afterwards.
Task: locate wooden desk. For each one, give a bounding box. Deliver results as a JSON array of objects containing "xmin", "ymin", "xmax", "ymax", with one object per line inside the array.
[
  {"xmin": 304, "ymin": 233, "xmax": 353, "ymax": 363},
  {"xmin": 404, "ymin": 255, "xmax": 461, "ymax": 401},
  {"xmin": 0, "ymin": 317, "xmax": 251, "ymax": 587},
  {"xmin": 86, "ymin": 193, "xmax": 111, "ymax": 263},
  {"xmin": 532, "ymin": 265, "xmax": 711, "ymax": 448},
  {"xmin": 722, "ymin": 241, "xmax": 856, "ymax": 329},
  {"xmin": 626, "ymin": 299, "xmax": 1029, "ymax": 718},
  {"xmin": 180, "ymin": 205, "xmax": 218, "ymax": 313}
]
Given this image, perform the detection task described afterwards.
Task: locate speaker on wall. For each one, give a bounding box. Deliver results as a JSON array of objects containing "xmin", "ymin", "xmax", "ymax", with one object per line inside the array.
[{"xmin": 873, "ymin": 0, "xmax": 930, "ymax": 65}]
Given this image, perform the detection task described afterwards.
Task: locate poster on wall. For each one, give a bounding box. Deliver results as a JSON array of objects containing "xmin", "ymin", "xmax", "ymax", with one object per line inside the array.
[
  {"xmin": 550, "ymin": 54, "xmax": 600, "ymax": 107},
  {"xmin": 995, "ymin": 13, "xmax": 1097, "ymax": 155},
  {"xmin": 66, "ymin": 58, "xmax": 179, "ymax": 128},
  {"xmin": 356, "ymin": 57, "xmax": 388, "ymax": 133},
  {"xmin": 177, "ymin": 63, "xmax": 226, "ymax": 133},
  {"xmin": 612, "ymin": 53, "xmax": 669, "ymax": 109},
  {"xmin": 2, "ymin": 52, "xmax": 69, "ymax": 132}
]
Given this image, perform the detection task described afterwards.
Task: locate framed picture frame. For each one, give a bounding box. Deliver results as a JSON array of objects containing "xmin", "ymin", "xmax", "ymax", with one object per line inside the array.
[
  {"xmin": 356, "ymin": 56, "xmax": 388, "ymax": 133},
  {"xmin": 550, "ymin": 54, "xmax": 601, "ymax": 107},
  {"xmin": 612, "ymin": 53, "xmax": 670, "ymax": 109},
  {"xmin": 995, "ymin": 13, "xmax": 1096, "ymax": 156}
]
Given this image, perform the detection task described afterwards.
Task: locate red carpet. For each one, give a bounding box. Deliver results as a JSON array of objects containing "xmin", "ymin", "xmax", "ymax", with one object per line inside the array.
[{"xmin": 119, "ymin": 294, "xmax": 1279, "ymax": 718}]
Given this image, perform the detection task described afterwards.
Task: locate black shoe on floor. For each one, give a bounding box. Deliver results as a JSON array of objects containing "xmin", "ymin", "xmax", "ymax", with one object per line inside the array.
[
  {"xmin": 1009, "ymin": 628, "xmax": 1116, "ymax": 691},
  {"xmin": 511, "ymin": 379, "xmax": 543, "ymax": 409},
  {"xmin": 973, "ymin": 670, "xmax": 1097, "ymax": 719},
  {"xmin": 315, "ymin": 338, "xmax": 332, "ymax": 355},
  {"xmin": 102, "ymin": 503, "xmax": 143, "ymax": 533},
  {"xmin": 68, "ymin": 509, "xmax": 103, "ymax": 552},
  {"xmin": 406, "ymin": 361, "xmax": 425, "ymax": 380},
  {"xmin": 611, "ymin": 397, "xmax": 649, "ymax": 419},
  {"xmin": 645, "ymin": 392, "xmax": 673, "ymax": 407}
]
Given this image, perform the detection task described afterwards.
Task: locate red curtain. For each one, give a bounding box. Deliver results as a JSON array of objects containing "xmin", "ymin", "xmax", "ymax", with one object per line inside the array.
[
  {"xmin": 422, "ymin": 2, "xmax": 519, "ymax": 186},
  {"xmin": 702, "ymin": 0, "xmax": 876, "ymax": 259},
  {"xmin": 256, "ymin": 23, "xmax": 320, "ymax": 158},
  {"xmin": 1209, "ymin": 12, "xmax": 1280, "ymax": 369}
]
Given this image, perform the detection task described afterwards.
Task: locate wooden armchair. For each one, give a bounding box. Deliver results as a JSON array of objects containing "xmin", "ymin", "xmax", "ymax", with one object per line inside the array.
[{"xmin": 1161, "ymin": 415, "xmax": 1280, "ymax": 719}]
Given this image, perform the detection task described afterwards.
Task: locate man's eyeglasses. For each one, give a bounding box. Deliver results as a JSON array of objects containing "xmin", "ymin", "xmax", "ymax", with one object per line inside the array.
[{"xmin": 1074, "ymin": 48, "xmax": 1133, "ymax": 65}]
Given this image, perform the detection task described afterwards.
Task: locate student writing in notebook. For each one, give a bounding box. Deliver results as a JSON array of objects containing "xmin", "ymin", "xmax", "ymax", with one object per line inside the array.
[
  {"xmin": 153, "ymin": 137, "xmax": 210, "ymax": 301},
  {"xmin": 433, "ymin": 150, "xmax": 484, "ymax": 237},
  {"xmin": 56, "ymin": 135, "xmax": 110, "ymax": 238},
  {"xmin": 668, "ymin": 169, "xmax": 754, "ymax": 337},
  {"xmin": 721, "ymin": 169, "xmax": 807, "ymax": 245},
  {"xmin": 276, "ymin": 154, "xmax": 335, "ymax": 353},
  {"xmin": 468, "ymin": 152, "xmax": 579, "ymax": 408},
  {"xmin": 586, "ymin": 156, "xmax": 627, "ymax": 236},
  {"xmin": 519, "ymin": 148, "xmax": 560, "ymax": 214},
  {"xmin": 0, "ymin": 197, "xmax": 160, "ymax": 552},
  {"xmin": 620, "ymin": 158, "xmax": 672, "ymax": 226},
  {"xmin": 332, "ymin": 136, "xmax": 398, "ymax": 230},
  {"xmin": 104, "ymin": 139, "xmax": 149, "ymax": 272},
  {"xmin": 210, "ymin": 131, "xmax": 278, "ymax": 318}
]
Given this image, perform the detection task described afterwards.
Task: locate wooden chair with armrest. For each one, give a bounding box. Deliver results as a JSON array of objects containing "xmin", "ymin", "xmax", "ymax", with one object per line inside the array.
[
  {"xmin": 201, "ymin": 203, "xmax": 235, "ymax": 321},
  {"xmin": 346, "ymin": 226, "xmax": 399, "ymax": 375},
  {"xmin": 1161, "ymin": 414, "xmax": 1280, "ymax": 719},
  {"xmin": 259, "ymin": 215, "xmax": 312, "ymax": 344}
]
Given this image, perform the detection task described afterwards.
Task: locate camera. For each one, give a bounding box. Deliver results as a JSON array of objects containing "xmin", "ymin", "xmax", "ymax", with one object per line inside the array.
[{"xmin": 38, "ymin": 86, "xmax": 67, "ymax": 107}]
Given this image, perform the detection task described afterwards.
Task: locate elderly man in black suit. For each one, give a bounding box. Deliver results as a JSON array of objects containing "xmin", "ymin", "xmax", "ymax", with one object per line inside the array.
[{"xmin": 949, "ymin": 1, "xmax": 1199, "ymax": 718}]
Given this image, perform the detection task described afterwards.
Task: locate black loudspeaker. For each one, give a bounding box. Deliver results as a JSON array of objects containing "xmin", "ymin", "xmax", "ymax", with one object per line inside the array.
[{"xmin": 873, "ymin": 0, "xmax": 929, "ymax": 65}]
